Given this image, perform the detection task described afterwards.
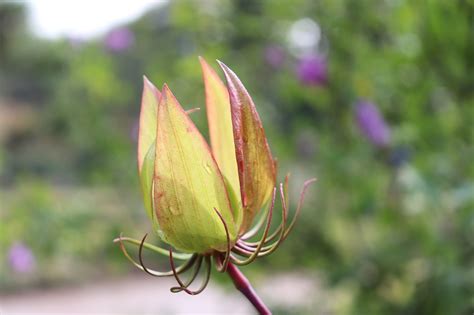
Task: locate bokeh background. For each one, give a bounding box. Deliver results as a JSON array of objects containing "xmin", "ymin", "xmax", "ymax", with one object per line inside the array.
[{"xmin": 1, "ymin": 0, "xmax": 473, "ymax": 314}]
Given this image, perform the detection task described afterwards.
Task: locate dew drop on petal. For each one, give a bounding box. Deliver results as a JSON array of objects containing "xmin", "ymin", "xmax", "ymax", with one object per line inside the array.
[
  {"xmin": 203, "ymin": 162, "xmax": 212, "ymax": 174},
  {"xmin": 169, "ymin": 206, "xmax": 180, "ymax": 215}
]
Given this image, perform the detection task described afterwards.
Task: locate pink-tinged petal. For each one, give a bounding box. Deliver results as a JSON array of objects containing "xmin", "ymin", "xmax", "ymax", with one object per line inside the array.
[{"xmin": 217, "ymin": 61, "xmax": 276, "ymax": 234}]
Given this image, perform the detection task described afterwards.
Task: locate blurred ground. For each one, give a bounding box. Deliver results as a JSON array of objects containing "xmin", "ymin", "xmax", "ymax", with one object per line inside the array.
[
  {"xmin": 0, "ymin": 276, "xmax": 252, "ymax": 314},
  {"xmin": 0, "ymin": 273, "xmax": 321, "ymax": 314}
]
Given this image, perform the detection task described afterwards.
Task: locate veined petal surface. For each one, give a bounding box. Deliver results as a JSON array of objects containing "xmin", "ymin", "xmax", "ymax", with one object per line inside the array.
[{"xmin": 153, "ymin": 85, "xmax": 237, "ymax": 253}]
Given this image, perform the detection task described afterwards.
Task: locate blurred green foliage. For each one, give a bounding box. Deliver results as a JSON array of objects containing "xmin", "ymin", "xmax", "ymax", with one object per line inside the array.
[{"xmin": 0, "ymin": 1, "xmax": 473, "ymax": 314}]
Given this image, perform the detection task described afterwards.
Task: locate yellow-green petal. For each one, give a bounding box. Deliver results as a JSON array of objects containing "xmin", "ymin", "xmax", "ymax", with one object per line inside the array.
[
  {"xmin": 153, "ymin": 84, "xmax": 237, "ymax": 253},
  {"xmin": 140, "ymin": 143, "xmax": 158, "ymax": 227},
  {"xmin": 138, "ymin": 77, "xmax": 160, "ymax": 223},
  {"xmin": 138, "ymin": 76, "xmax": 160, "ymax": 173},
  {"xmin": 199, "ymin": 57, "xmax": 242, "ymax": 229}
]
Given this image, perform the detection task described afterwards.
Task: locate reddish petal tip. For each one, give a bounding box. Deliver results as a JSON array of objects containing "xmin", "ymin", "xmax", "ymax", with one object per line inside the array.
[
  {"xmin": 161, "ymin": 83, "xmax": 171, "ymax": 94},
  {"xmin": 216, "ymin": 59, "xmax": 229, "ymax": 71},
  {"xmin": 142, "ymin": 76, "xmax": 161, "ymax": 98},
  {"xmin": 143, "ymin": 75, "xmax": 154, "ymax": 89}
]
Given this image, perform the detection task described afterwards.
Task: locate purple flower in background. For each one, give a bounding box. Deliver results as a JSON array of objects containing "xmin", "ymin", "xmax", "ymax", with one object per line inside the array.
[
  {"xmin": 296, "ymin": 54, "xmax": 327, "ymax": 86},
  {"xmin": 264, "ymin": 46, "xmax": 286, "ymax": 68},
  {"xmin": 8, "ymin": 242, "xmax": 36, "ymax": 273},
  {"xmin": 104, "ymin": 27, "xmax": 134, "ymax": 52},
  {"xmin": 355, "ymin": 100, "xmax": 391, "ymax": 147}
]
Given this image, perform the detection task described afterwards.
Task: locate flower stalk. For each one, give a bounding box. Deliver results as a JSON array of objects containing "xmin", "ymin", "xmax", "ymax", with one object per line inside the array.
[{"xmin": 226, "ymin": 261, "xmax": 271, "ymax": 315}]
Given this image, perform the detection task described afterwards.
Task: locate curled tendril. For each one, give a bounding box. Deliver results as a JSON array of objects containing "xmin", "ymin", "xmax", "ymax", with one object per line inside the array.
[
  {"xmin": 213, "ymin": 207, "xmax": 231, "ymax": 272},
  {"xmin": 241, "ymin": 174, "xmax": 290, "ymax": 245},
  {"xmin": 113, "ymin": 235, "xmax": 191, "ymax": 260},
  {"xmin": 241, "ymin": 174, "xmax": 290, "ymax": 243},
  {"xmin": 115, "ymin": 177, "xmax": 315, "ymax": 295},
  {"xmin": 170, "ymin": 256, "xmax": 203, "ymax": 293},
  {"xmin": 235, "ymin": 182, "xmax": 288, "ymax": 258},
  {"xmin": 240, "ymin": 199, "xmax": 272, "ymax": 240},
  {"xmin": 281, "ymin": 178, "xmax": 316, "ymax": 241},
  {"xmin": 230, "ymin": 187, "xmax": 276, "ymax": 266},
  {"xmin": 116, "ymin": 233, "xmax": 196, "ymax": 277},
  {"xmin": 170, "ymin": 250, "xmax": 212, "ymax": 295},
  {"xmin": 232, "ymin": 177, "xmax": 316, "ymax": 260},
  {"xmin": 234, "ymin": 187, "xmax": 283, "ymax": 258}
]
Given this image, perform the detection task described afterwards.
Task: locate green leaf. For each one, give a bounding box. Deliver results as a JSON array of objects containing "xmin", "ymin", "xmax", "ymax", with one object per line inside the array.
[
  {"xmin": 153, "ymin": 84, "xmax": 237, "ymax": 253},
  {"xmin": 218, "ymin": 61, "xmax": 276, "ymax": 234},
  {"xmin": 199, "ymin": 57, "xmax": 243, "ymax": 229}
]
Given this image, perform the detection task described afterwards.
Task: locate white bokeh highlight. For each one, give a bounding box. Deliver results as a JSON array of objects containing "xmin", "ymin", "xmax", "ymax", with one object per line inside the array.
[{"xmin": 26, "ymin": 0, "xmax": 165, "ymax": 39}]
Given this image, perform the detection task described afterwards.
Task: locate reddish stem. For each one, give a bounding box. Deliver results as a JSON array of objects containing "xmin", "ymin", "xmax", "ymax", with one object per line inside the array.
[{"xmin": 226, "ymin": 262, "xmax": 271, "ymax": 315}]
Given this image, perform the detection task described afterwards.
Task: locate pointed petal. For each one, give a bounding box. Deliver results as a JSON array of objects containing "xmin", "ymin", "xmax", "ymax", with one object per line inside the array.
[
  {"xmin": 218, "ymin": 61, "xmax": 276, "ymax": 233},
  {"xmin": 138, "ymin": 77, "xmax": 160, "ymax": 225},
  {"xmin": 138, "ymin": 76, "xmax": 160, "ymax": 173},
  {"xmin": 153, "ymin": 84, "xmax": 237, "ymax": 253},
  {"xmin": 199, "ymin": 57, "xmax": 242, "ymax": 228}
]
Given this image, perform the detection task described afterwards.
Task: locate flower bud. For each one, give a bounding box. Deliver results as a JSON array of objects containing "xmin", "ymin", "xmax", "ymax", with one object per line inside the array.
[{"xmin": 138, "ymin": 59, "xmax": 278, "ymax": 252}]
